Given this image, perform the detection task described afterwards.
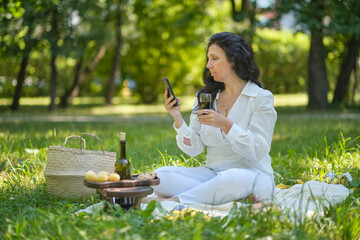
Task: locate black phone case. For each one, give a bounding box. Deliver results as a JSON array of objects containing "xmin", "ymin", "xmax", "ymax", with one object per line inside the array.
[{"xmin": 161, "ymin": 77, "xmax": 178, "ymax": 106}]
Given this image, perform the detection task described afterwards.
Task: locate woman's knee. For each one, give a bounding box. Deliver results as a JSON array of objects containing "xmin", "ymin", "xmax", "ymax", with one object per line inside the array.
[
  {"xmin": 217, "ymin": 168, "xmax": 254, "ymax": 183},
  {"xmin": 152, "ymin": 166, "xmax": 180, "ymax": 197},
  {"xmin": 217, "ymin": 168, "xmax": 273, "ymax": 198},
  {"xmin": 211, "ymin": 169, "xmax": 245, "ymax": 187},
  {"xmin": 154, "ymin": 166, "xmax": 176, "ymax": 178}
]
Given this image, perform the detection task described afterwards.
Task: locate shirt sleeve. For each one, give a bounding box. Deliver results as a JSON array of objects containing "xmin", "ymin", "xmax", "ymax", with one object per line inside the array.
[
  {"xmin": 225, "ymin": 90, "xmax": 277, "ymax": 161},
  {"xmin": 173, "ymin": 97, "xmax": 205, "ymax": 157}
]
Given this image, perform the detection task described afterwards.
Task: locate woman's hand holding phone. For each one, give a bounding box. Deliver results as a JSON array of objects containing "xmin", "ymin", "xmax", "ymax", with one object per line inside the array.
[
  {"xmin": 164, "ymin": 89, "xmax": 180, "ymax": 114},
  {"xmin": 164, "ymin": 89, "xmax": 183, "ymax": 128},
  {"xmin": 162, "ymin": 77, "xmax": 183, "ymax": 128}
]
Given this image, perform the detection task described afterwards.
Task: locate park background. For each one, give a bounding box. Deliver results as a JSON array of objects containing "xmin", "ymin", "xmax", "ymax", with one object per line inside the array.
[{"xmin": 1, "ymin": 0, "xmax": 360, "ymax": 239}]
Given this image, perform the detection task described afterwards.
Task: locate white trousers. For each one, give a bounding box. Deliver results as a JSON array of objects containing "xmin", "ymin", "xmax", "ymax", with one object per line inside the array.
[{"xmin": 153, "ymin": 166, "xmax": 275, "ymax": 205}]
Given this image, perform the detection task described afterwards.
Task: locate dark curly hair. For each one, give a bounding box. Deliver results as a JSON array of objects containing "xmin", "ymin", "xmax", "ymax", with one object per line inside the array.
[{"xmin": 195, "ymin": 32, "xmax": 261, "ymax": 110}]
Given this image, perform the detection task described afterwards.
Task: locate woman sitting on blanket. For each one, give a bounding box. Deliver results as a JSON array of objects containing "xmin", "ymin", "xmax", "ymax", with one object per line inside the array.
[{"xmin": 153, "ymin": 32, "xmax": 277, "ymax": 205}]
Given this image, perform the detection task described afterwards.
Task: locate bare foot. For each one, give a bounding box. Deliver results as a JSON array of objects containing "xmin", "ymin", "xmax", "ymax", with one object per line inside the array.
[
  {"xmin": 244, "ymin": 194, "xmax": 260, "ymax": 203},
  {"xmin": 252, "ymin": 201, "xmax": 271, "ymax": 210}
]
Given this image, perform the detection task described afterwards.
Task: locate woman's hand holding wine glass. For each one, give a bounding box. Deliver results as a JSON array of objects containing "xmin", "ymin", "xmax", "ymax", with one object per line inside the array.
[{"xmin": 197, "ymin": 93, "xmax": 233, "ymax": 134}]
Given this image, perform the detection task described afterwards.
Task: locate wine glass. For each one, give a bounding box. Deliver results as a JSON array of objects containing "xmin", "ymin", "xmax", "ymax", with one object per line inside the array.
[{"xmin": 199, "ymin": 93, "xmax": 211, "ymax": 110}]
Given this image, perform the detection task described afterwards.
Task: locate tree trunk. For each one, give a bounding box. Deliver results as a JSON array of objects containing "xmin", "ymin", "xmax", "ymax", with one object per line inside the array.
[
  {"xmin": 231, "ymin": 0, "xmax": 248, "ymax": 22},
  {"xmin": 307, "ymin": 0, "xmax": 328, "ymax": 109},
  {"xmin": 48, "ymin": 7, "xmax": 59, "ymax": 112},
  {"xmin": 10, "ymin": 24, "xmax": 36, "ymax": 111},
  {"xmin": 351, "ymin": 56, "xmax": 358, "ymax": 104},
  {"xmin": 332, "ymin": 37, "xmax": 359, "ymax": 104},
  {"xmin": 105, "ymin": 1, "xmax": 122, "ymax": 105},
  {"xmin": 308, "ymin": 34, "xmax": 329, "ymax": 109},
  {"xmin": 59, "ymin": 46, "xmax": 107, "ymax": 107},
  {"xmin": 49, "ymin": 53, "xmax": 57, "ymax": 111},
  {"xmin": 10, "ymin": 51, "xmax": 30, "ymax": 111},
  {"xmin": 59, "ymin": 56, "xmax": 83, "ymax": 107},
  {"xmin": 230, "ymin": 0, "xmax": 255, "ymax": 44}
]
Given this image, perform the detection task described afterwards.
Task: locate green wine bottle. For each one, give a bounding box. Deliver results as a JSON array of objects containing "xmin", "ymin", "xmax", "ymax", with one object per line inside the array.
[{"xmin": 115, "ymin": 132, "xmax": 131, "ymax": 179}]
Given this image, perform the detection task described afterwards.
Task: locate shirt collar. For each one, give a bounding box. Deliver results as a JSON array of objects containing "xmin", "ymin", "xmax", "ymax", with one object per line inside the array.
[
  {"xmin": 241, "ymin": 81, "xmax": 259, "ymax": 97},
  {"xmin": 215, "ymin": 80, "xmax": 259, "ymax": 99}
]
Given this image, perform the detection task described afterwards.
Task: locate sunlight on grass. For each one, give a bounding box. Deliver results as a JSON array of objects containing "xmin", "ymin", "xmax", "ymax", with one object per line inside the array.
[
  {"xmin": 273, "ymin": 93, "xmax": 307, "ymax": 107},
  {"xmin": 0, "ymin": 97, "xmax": 50, "ymax": 106},
  {"xmin": 0, "ymin": 94, "xmax": 307, "ymax": 116},
  {"xmin": 90, "ymin": 96, "xmax": 195, "ymax": 115}
]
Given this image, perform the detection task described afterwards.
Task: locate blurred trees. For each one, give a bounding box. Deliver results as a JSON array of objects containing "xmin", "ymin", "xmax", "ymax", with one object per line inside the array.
[
  {"xmin": 328, "ymin": 0, "xmax": 360, "ymax": 105},
  {"xmin": 0, "ymin": 0, "xmax": 359, "ymax": 110},
  {"xmin": 58, "ymin": 0, "xmax": 120, "ymax": 107},
  {"xmin": 230, "ymin": 0, "xmax": 257, "ymax": 43},
  {"xmin": 253, "ymin": 29, "xmax": 309, "ymax": 93},
  {"xmin": 105, "ymin": 0, "xmax": 123, "ymax": 105},
  {"xmin": 1, "ymin": 0, "xmax": 223, "ymax": 107},
  {"xmin": 274, "ymin": 0, "xmax": 360, "ymax": 109},
  {"xmin": 121, "ymin": 0, "xmax": 214, "ymax": 103},
  {"xmin": 1, "ymin": 0, "xmax": 112, "ymax": 110},
  {"xmin": 1, "ymin": 0, "xmax": 46, "ymax": 110}
]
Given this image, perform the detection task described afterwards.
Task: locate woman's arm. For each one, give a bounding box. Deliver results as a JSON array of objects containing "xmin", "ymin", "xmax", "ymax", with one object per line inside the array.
[
  {"xmin": 164, "ymin": 91, "xmax": 205, "ymax": 157},
  {"xmin": 174, "ymin": 113, "xmax": 205, "ymax": 157}
]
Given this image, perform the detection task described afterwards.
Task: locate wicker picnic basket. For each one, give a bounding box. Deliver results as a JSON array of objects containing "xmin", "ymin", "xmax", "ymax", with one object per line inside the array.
[{"xmin": 45, "ymin": 133, "xmax": 116, "ymax": 198}]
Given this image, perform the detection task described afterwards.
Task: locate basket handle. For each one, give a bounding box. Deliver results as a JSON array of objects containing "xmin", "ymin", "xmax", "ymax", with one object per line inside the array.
[
  {"xmin": 79, "ymin": 133, "xmax": 105, "ymax": 154},
  {"xmin": 62, "ymin": 136, "xmax": 86, "ymax": 149}
]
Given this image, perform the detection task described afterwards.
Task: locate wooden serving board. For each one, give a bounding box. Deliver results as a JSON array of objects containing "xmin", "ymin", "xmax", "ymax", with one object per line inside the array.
[{"xmin": 83, "ymin": 174, "xmax": 160, "ymax": 189}]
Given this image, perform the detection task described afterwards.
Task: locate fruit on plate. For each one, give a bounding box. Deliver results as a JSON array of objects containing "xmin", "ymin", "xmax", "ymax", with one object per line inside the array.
[
  {"xmin": 98, "ymin": 171, "xmax": 109, "ymax": 176},
  {"xmin": 108, "ymin": 173, "xmax": 120, "ymax": 181},
  {"xmin": 96, "ymin": 173, "xmax": 108, "ymax": 182},
  {"xmin": 85, "ymin": 170, "xmax": 97, "ymax": 182},
  {"xmin": 85, "ymin": 171, "xmax": 121, "ymax": 182}
]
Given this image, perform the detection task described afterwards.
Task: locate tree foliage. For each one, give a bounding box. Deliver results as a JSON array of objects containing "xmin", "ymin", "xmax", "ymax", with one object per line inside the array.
[
  {"xmin": 273, "ymin": 0, "xmax": 360, "ymax": 108},
  {"xmin": 1, "ymin": 0, "xmax": 359, "ymax": 107},
  {"xmin": 254, "ymin": 29, "xmax": 309, "ymax": 93},
  {"xmin": 120, "ymin": 0, "xmax": 215, "ymax": 103}
]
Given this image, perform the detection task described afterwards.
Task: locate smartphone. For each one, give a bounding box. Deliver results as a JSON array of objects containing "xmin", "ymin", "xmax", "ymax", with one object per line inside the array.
[{"xmin": 161, "ymin": 77, "xmax": 178, "ymax": 106}]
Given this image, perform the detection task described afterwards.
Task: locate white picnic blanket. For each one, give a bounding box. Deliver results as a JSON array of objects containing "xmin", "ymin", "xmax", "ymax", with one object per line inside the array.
[
  {"xmin": 76, "ymin": 181, "xmax": 352, "ymax": 220},
  {"xmin": 273, "ymin": 180, "xmax": 352, "ymax": 219}
]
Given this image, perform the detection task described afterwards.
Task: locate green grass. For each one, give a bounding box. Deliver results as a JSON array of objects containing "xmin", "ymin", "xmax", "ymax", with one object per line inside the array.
[{"xmin": 0, "ymin": 96, "xmax": 360, "ymax": 239}]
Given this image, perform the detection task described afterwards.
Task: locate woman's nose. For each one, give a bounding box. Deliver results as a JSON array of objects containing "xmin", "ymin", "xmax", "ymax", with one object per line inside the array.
[{"xmin": 206, "ymin": 60, "xmax": 212, "ymax": 69}]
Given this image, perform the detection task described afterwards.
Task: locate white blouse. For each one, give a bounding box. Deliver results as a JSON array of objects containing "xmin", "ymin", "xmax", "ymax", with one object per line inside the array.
[{"xmin": 173, "ymin": 81, "xmax": 277, "ymax": 176}]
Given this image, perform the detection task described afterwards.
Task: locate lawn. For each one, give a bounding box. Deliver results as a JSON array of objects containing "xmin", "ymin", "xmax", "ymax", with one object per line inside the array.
[{"xmin": 0, "ymin": 95, "xmax": 359, "ymax": 239}]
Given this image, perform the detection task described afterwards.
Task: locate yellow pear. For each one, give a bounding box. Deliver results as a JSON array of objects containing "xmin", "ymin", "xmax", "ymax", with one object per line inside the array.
[
  {"xmin": 108, "ymin": 173, "xmax": 120, "ymax": 181},
  {"xmin": 96, "ymin": 173, "xmax": 108, "ymax": 182},
  {"xmin": 85, "ymin": 170, "xmax": 97, "ymax": 182},
  {"xmin": 98, "ymin": 171, "xmax": 109, "ymax": 176}
]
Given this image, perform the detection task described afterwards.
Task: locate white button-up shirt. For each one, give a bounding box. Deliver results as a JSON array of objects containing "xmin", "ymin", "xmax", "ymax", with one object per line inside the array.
[{"xmin": 173, "ymin": 81, "xmax": 277, "ymax": 176}]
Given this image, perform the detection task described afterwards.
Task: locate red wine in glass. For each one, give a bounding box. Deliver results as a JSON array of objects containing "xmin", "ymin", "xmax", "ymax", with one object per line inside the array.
[{"xmin": 200, "ymin": 93, "xmax": 211, "ymax": 110}]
